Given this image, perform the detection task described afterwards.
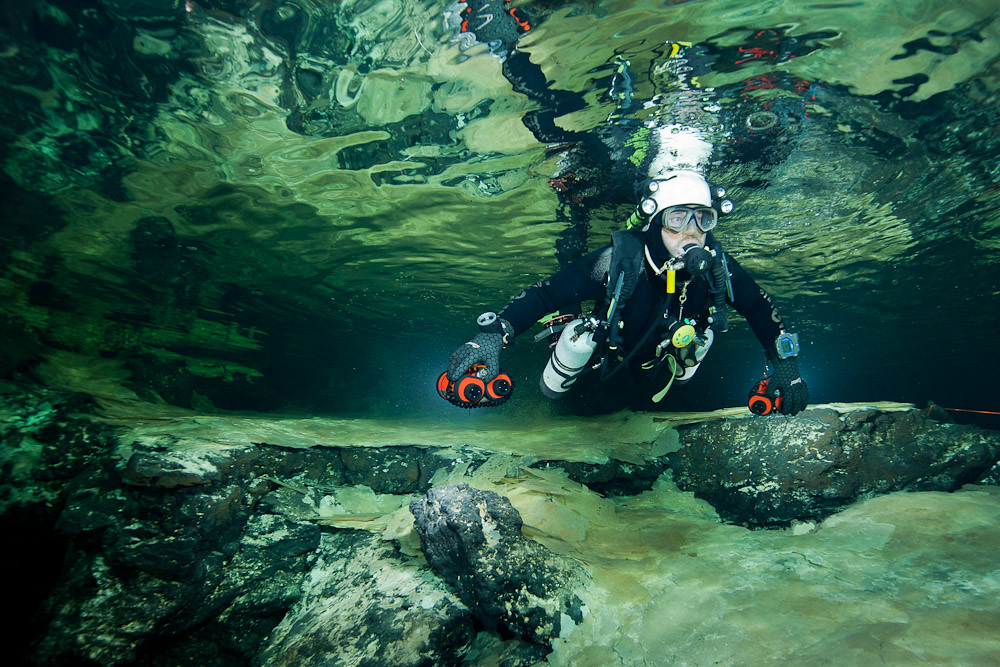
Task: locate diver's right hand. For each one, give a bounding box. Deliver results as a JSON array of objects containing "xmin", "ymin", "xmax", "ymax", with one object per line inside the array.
[{"xmin": 446, "ymin": 313, "xmax": 512, "ymax": 382}]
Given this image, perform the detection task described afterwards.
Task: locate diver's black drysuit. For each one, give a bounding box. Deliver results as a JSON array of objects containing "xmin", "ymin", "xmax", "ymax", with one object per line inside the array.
[{"xmin": 498, "ymin": 229, "xmax": 787, "ymax": 374}]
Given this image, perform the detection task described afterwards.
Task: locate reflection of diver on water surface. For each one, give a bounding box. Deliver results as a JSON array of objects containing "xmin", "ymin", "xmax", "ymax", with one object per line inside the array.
[
  {"xmin": 444, "ymin": 1, "xmax": 696, "ymax": 264},
  {"xmin": 447, "ymin": 4, "xmax": 841, "ymax": 265},
  {"xmin": 445, "ymin": 1, "xmax": 652, "ymax": 264},
  {"xmin": 442, "ymin": 0, "xmax": 585, "ymax": 144}
]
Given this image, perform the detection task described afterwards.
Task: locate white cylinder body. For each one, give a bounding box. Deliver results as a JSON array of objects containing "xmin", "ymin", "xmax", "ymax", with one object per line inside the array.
[{"xmin": 540, "ymin": 319, "xmax": 598, "ymax": 399}]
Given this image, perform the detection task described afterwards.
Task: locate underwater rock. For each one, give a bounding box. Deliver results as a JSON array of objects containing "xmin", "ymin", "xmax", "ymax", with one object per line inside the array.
[
  {"xmin": 36, "ymin": 483, "xmax": 320, "ymax": 666},
  {"xmin": 0, "ymin": 388, "xmax": 316, "ymax": 665},
  {"xmin": 977, "ymin": 459, "xmax": 1000, "ymax": 486},
  {"xmin": 0, "ymin": 381, "xmax": 116, "ymax": 515},
  {"xmin": 10, "ymin": 380, "xmax": 999, "ymax": 665},
  {"xmin": 547, "ymin": 457, "xmax": 671, "ymax": 497},
  {"xmin": 259, "ymin": 530, "xmax": 475, "ymax": 667},
  {"xmin": 123, "ymin": 445, "xmax": 251, "ymax": 488},
  {"xmin": 338, "ymin": 445, "xmax": 454, "ymax": 493},
  {"xmin": 410, "ymin": 483, "xmax": 587, "ymax": 651},
  {"xmin": 0, "ymin": 382, "xmax": 124, "ymax": 664},
  {"xmin": 34, "ymin": 458, "xmax": 319, "ymax": 666},
  {"xmin": 3, "ymin": 380, "xmax": 494, "ymax": 665},
  {"xmin": 669, "ymin": 407, "xmax": 1000, "ymax": 528}
]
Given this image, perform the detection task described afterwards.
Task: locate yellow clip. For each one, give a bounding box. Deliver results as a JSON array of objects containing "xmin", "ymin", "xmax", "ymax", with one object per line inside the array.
[{"xmin": 666, "ymin": 270, "xmax": 676, "ymax": 293}]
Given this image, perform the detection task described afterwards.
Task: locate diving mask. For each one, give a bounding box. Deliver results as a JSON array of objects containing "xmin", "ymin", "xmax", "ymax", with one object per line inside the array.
[
  {"xmin": 636, "ymin": 172, "xmax": 731, "ymax": 233},
  {"xmin": 656, "ymin": 205, "xmax": 718, "ymax": 233}
]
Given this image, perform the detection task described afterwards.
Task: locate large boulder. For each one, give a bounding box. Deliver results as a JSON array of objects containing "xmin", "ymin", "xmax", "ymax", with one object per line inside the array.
[
  {"xmin": 410, "ymin": 483, "xmax": 587, "ymax": 650},
  {"xmin": 668, "ymin": 408, "xmax": 1000, "ymax": 527}
]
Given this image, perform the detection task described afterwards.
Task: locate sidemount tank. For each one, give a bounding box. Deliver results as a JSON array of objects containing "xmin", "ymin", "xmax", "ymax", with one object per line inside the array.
[{"xmin": 540, "ymin": 318, "xmax": 599, "ymax": 399}]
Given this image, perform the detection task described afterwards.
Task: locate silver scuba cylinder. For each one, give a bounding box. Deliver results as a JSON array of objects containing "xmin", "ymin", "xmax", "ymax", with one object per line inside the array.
[{"xmin": 540, "ymin": 318, "xmax": 599, "ymax": 399}]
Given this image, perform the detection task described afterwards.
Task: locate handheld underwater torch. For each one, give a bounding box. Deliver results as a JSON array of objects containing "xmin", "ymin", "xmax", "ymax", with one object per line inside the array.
[
  {"xmin": 437, "ymin": 365, "xmax": 514, "ymax": 408},
  {"xmin": 748, "ymin": 378, "xmax": 784, "ymax": 416}
]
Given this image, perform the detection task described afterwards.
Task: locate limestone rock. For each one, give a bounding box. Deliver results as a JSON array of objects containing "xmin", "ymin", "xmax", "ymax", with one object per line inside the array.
[
  {"xmin": 258, "ymin": 530, "xmax": 474, "ymax": 667},
  {"xmin": 0, "ymin": 382, "xmax": 116, "ymax": 513},
  {"xmin": 410, "ymin": 483, "xmax": 586, "ymax": 649},
  {"xmin": 36, "ymin": 506, "xmax": 319, "ymax": 666},
  {"xmin": 977, "ymin": 459, "xmax": 1000, "ymax": 485},
  {"xmin": 337, "ymin": 446, "xmax": 455, "ymax": 493},
  {"xmin": 668, "ymin": 408, "xmax": 1000, "ymax": 527},
  {"xmin": 548, "ymin": 457, "xmax": 670, "ymax": 497},
  {"xmin": 124, "ymin": 449, "xmax": 221, "ymax": 488},
  {"xmin": 9, "ymin": 381, "xmax": 999, "ymax": 666}
]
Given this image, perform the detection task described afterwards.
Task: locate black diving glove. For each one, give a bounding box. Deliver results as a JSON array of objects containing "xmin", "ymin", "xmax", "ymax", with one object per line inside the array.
[
  {"xmin": 447, "ymin": 312, "xmax": 513, "ymax": 382},
  {"xmin": 769, "ymin": 356, "xmax": 809, "ymax": 415}
]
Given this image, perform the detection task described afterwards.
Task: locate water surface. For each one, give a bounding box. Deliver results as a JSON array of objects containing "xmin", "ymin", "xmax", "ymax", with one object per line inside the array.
[{"xmin": 1, "ymin": 0, "xmax": 998, "ymax": 422}]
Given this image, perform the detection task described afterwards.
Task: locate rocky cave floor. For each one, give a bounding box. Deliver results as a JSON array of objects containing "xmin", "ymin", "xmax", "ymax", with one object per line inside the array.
[{"xmin": 2, "ymin": 378, "xmax": 1000, "ymax": 666}]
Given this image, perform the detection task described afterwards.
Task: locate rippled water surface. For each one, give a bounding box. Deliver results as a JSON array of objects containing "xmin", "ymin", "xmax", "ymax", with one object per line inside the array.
[{"xmin": 1, "ymin": 0, "xmax": 998, "ymax": 419}]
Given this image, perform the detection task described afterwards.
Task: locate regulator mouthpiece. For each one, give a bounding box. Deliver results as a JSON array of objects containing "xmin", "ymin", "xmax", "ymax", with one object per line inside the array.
[{"xmin": 681, "ymin": 244, "xmax": 714, "ymax": 279}]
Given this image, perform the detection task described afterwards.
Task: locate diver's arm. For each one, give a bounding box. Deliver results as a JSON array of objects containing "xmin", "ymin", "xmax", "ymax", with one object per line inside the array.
[
  {"xmin": 726, "ymin": 253, "xmax": 810, "ymax": 414},
  {"xmin": 498, "ymin": 246, "xmax": 611, "ymax": 336},
  {"xmin": 724, "ymin": 253, "xmax": 786, "ymax": 349}
]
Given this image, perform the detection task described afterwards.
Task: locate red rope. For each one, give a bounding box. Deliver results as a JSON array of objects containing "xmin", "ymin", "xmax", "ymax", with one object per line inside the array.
[{"xmin": 928, "ymin": 404, "xmax": 1000, "ymax": 416}]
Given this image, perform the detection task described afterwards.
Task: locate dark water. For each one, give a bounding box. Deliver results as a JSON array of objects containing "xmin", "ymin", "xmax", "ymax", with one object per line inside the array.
[{"xmin": 1, "ymin": 0, "xmax": 998, "ymax": 426}]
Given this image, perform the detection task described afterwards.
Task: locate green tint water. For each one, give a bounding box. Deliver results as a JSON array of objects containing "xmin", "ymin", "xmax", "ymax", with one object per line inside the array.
[{"xmin": 0, "ymin": 0, "xmax": 998, "ymax": 419}]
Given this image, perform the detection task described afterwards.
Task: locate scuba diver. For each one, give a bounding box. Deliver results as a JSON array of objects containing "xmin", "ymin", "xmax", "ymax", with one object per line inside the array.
[
  {"xmin": 437, "ymin": 168, "xmax": 810, "ymax": 415},
  {"xmin": 436, "ymin": 3, "xmax": 816, "ymax": 414}
]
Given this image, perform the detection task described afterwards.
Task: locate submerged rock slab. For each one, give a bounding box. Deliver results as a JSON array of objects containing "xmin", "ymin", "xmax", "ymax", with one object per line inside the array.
[
  {"xmin": 669, "ymin": 407, "xmax": 1000, "ymax": 527},
  {"xmin": 410, "ymin": 483, "xmax": 587, "ymax": 649}
]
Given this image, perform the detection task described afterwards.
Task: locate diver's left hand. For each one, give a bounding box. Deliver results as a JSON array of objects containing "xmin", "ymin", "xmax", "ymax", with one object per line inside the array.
[{"xmin": 770, "ymin": 357, "xmax": 809, "ymax": 415}]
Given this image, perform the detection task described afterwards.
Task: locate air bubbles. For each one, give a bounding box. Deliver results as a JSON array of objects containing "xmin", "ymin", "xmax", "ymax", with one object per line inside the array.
[
  {"xmin": 276, "ymin": 5, "xmax": 298, "ymax": 21},
  {"xmin": 746, "ymin": 111, "xmax": 778, "ymax": 131},
  {"xmin": 335, "ymin": 68, "xmax": 364, "ymax": 108}
]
